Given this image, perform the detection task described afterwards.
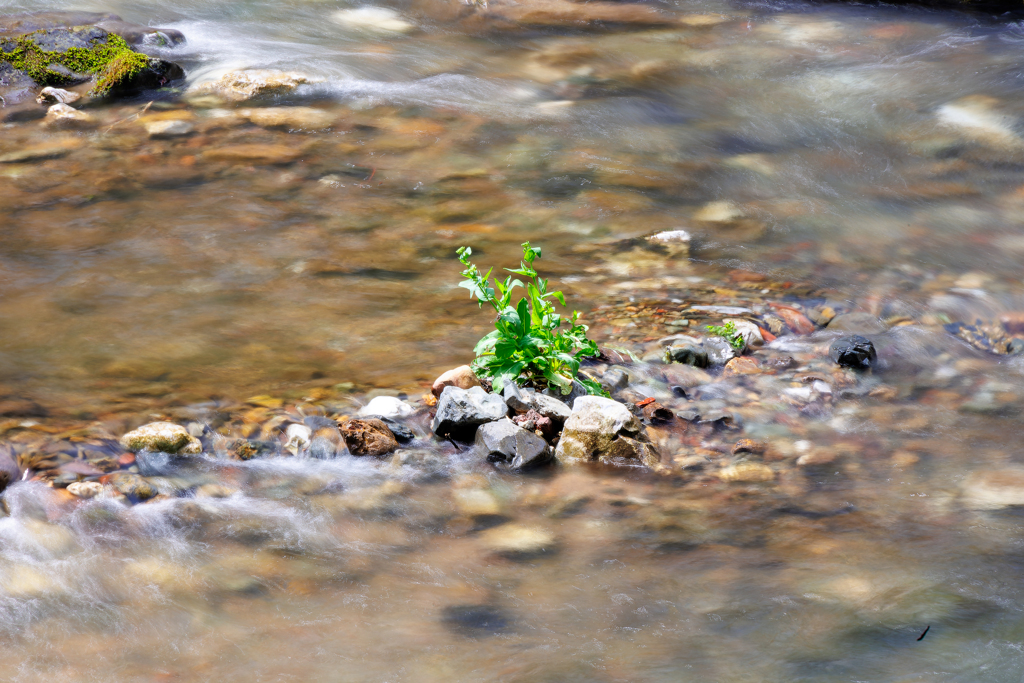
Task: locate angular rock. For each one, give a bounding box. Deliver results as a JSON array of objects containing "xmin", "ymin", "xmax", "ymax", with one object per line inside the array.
[
  {"xmin": 358, "ymin": 396, "xmax": 414, "ymax": 419},
  {"xmin": 704, "ymin": 336, "xmax": 738, "ymax": 366},
  {"xmin": 341, "ymin": 418, "xmax": 399, "ymax": 456},
  {"xmin": 555, "ymin": 396, "xmax": 658, "ymax": 467},
  {"xmin": 285, "ymin": 423, "xmax": 312, "ymax": 455},
  {"xmin": 475, "ymin": 418, "xmax": 552, "ymax": 470},
  {"xmin": 433, "ymin": 364, "xmax": 481, "ymax": 398},
  {"xmin": 503, "ymin": 383, "xmax": 571, "ymax": 422},
  {"xmin": 667, "ymin": 343, "xmax": 708, "ymax": 368},
  {"xmin": 378, "ymin": 416, "xmax": 415, "ymax": 443},
  {"xmin": 511, "ymin": 408, "xmax": 556, "ymax": 440},
  {"xmin": 829, "ymin": 335, "xmax": 876, "ymax": 370},
  {"xmin": 188, "ymin": 69, "xmax": 314, "ymax": 102},
  {"xmin": 120, "ymin": 422, "xmax": 201, "ymax": 455},
  {"xmin": 432, "ymin": 386, "xmax": 507, "ymax": 438}
]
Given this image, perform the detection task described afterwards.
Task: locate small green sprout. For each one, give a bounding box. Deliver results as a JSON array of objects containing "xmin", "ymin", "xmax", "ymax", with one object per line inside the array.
[
  {"xmin": 705, "ymin": 320, "xmax": 745, "ymax": 350},
  {"xmin": 457, "ymin": 243, "xmax": 608, "ymax": 397}
]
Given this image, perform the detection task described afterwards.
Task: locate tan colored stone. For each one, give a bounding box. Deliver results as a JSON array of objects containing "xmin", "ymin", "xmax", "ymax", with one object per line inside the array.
[
  {"xmin": 188, "ymin": 69, "xmax": 315, "ymax": 102},
  {"xmin": 200, "ymin": 144, "xmax": 303, "ymax": 165},
  {"xmin": 432, "ymin": 365, "xmax": 481, "ymax": 397},
  {"xmin": 478, "ymin": 524, "xmax": 556, "ymax": 555},
  {"xmin": 244, "ymin": 107, "xmax": 336, "ymax": 130},
  {"xmin": 120, "ymin": 421, "xmax": 201, "ymax": 455},
  {"xmin": 718, "ymin": 462, "xmax": 775, "ymax": 483},
  {"xmin": 340, "ymin": 418, "xmax": 399, "ymax": 456},
  {"xmin": 42, "ymin": 103, "xmax": 94, "ymax": 128}
]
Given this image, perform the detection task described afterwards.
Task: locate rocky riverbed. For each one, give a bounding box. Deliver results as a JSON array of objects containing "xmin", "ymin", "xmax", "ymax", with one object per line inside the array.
[{"xmin": 4, "ymin": 0, "xmax": 1024, "ymax": 681}]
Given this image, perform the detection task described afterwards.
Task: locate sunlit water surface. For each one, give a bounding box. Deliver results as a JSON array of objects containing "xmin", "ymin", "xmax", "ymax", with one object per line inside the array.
[{"xmin": 1, "ymin": 0, "xmax": 1024, "ymax": 679}]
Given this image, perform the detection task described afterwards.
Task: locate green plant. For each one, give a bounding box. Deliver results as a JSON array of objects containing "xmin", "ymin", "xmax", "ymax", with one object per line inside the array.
[
  {"xmin": 456, "ymin": 243, "xmax": 607, "ymax": 397},
  {"xmin": 705, "ymin": 320, "xmax": 745, "ymax": 350}
]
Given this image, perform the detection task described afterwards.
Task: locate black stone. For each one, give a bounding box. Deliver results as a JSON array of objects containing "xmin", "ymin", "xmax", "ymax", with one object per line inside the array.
[
  {"xmin": 441, "ymin": 604, "xmax": 513, "ymax": 637},
  {"xmin": 829, "ymin": 335, "xmax": 876, "ymax": 370},
  {"xmin": 668, "ymin": 343, "xmax": 709, "ymax": 368},
  {"xmin": 378, "ymin": 416, "xmax": 415, "ymax": 443}
]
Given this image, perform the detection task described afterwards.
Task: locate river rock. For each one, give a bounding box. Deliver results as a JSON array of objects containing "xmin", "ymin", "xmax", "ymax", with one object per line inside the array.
[
  {"xmin": 473, "ymin": 0, "xmax": 676, "ymax": 29},
  {"xmin": 475, "ymin": 417, "xmax": 552, "ymax": 469},
  {"xmin": 667, "ymin": 343, "xmax": 708, "ymax": 367},
  {"xmin": 432, "ymin": 386, "xmax": 507, "ymax": 438},
  {"xmin": 829, "ymin": 335, "xmax": 876, "ymax": 370},
  {"xmin": 0, "ymin": 12, "xmax": 185, "ymax": 48},
  {"xmin": 36, "ymin": 86, "xmax": 79, "ymax": 104},
  {"xmin": 42, "ymin": 102, "xmax": 93, "ymax": 127},
  {"xmin": 646, "ymin": 229, "xmax": 690, "ymax": 257},
  {"xmin": 341, "ymin": 418, "xmax": 399, "ymax": 456},
  {"xmin": 0, "ymin": 26, "xmax": 184, "ymax": 97},
  {"xmin": 828, "ymin": 313, "xmax": 886, "ymax": 335},
  {"xmin": 718, "ymin": 462, "xmax": 775, "ymax": 483},
  {"xmin": 109, "ymin": 472, "xmax": 157, "ymax": 501},
  {"xmin": 66, "ymin": 481, "xmax": 104, "ymax": 498},
  {"xmin": 189, "ymin": 69, "xmax": 315, "ymax": 102},
  {"xmin": 503, "ymin": 383, "xmax": 571, "ymax": 422},
  {"xmin": 358, "ymin": 396, "xmax": 414, "ymax": 419},
  {"xmin": 601, "ymin": 367, "xmax": 630, "ymax": 393},
  {"xmin": 120, "ymin": 421, "xmax": 202, "ymax": 455},
  {"xmin": 704, "ymin": 336, "xmax": 738, "ymax": 366},
  {"xmin": 305, "ymin": 416, "xmax": 343, "ymax": 459},
  {"xmin": 244, "ymin": 106, "xmax": 336, "ymax": 130},
  {"xmin": 962, "ymin": 468, "xmax": 1024, "ymax": 510},
  {"xmin": 200, "ymin": 144, "xmax": 304, "ymax": 165},
  {"xmin": 555, "ymin": 395, "xmax": 658, "ymax": 467},
  {"xmin": 331, "ymin": 7, "xmax": 416, "ymax": 33},
  {"xmin": 726, "ymin": 319, "xmax": 764, "ymax": 349},
  {"xmin": 145, "ymin": 119, "xmax": 194, "ymax": 138},
  {"xmin": 478, "ymin": 524, "xmax": 556, "ymax": 557},
  {"xmin": 433, "ymin": 365, "xmax": 481, "ymax": 398},
  {"xmin": 285, "ymin": 423, "xmax": 312, "ymax": 454}
]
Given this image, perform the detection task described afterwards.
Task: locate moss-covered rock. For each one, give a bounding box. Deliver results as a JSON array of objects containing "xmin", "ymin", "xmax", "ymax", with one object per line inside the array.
[{"xmin": 0, "ymin": 26, "xmax": 183, "ymax": 97}]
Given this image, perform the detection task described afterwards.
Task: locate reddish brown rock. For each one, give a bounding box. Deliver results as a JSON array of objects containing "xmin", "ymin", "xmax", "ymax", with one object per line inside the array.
[
  {"xmin": 723, "ymin": 357, "xmax": 762, "ymax": 377},
  {"xmin": 769, "ymin": 304, "xmax": 816, "ymax": 335},
  {"xmin": 341, "ymin": 418, "xmax": 399, "ymax": 456},
  {"xmin": 432, "ymin": 365, "xmax": 481, "ymax": 398}
]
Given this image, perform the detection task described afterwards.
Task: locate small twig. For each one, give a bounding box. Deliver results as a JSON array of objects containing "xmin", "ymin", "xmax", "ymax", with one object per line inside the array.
[{"xmin": 102, "ymin": 100, "xmax": 154, "ymax": 134}]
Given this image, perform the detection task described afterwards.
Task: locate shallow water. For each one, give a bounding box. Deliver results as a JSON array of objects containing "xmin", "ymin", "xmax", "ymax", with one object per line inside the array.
[{"xmin": 3, "ymin": 0, "xmax": 1024, "ymax": 679}]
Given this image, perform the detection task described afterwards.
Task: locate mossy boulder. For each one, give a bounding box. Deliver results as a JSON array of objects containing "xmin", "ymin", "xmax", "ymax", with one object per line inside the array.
[{"xmin": 0, "ymin": 25, "xmax": 184, "ymax": 99}]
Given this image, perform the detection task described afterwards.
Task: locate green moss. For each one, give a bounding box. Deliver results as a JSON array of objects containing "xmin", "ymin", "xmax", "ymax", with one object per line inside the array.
[{"xmin": 0, "ymin": 29, "xmax": 150, "ymax": 96}]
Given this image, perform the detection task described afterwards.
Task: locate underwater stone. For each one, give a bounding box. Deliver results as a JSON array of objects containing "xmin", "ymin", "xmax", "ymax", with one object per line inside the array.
[
  {"xmin": 829, "ymin": 335, "xmax": 876, "ymax": 370},
  {"xmin": 667, "ymin": 343, "xmax": 708, "ymax": 368}
]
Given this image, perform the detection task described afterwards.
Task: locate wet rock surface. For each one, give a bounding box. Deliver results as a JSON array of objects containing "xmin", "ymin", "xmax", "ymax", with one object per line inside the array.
[
  {"xmin": 341, "ymin": 418, "xmax": 399, "ymax": 456},
  {"xmin": 474, "ymin": 417, "xmax": 552, "ymax": 469},
  {"xmin": 431, "ymin": 386, "xmax": 507, "ymax": 439}
]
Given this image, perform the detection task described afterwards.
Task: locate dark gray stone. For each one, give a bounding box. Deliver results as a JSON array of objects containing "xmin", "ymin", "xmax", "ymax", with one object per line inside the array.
[
  {"xmin": 0, "ymin": 12, "xmax": 186, "ymax": 47},
  {"xmin": 503, "ymin": 383, "xmax": 572, "ymax": 422},
  {"xmin": 667, "ymin": 343, "xmax": 708, "ymax": 368},
  {"xmin": 829, "ymin": 335, "xmax": 876, "ymax": 370},
  {"xmin": 704, "ymin": 337, "xmax": 738, "ymax": 366},
  {"xmin": 378, "ymin": 416, "xmax": 415, "ymax": 443},
  {"xmin": 475, "ymin": 418, "xmax": 552, "ymax": 470},
  {"xmin": 432, "ymin": 386, "xmax": 507, "ymax": 439},
  {"xmin": 601, "ymin": 367, "xmax": 630, "ymax": 393}
]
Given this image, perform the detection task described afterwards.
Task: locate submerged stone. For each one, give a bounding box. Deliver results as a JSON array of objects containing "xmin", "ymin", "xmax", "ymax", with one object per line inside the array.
[
  {"xmin": 829, "ymin": 335, "xmax": 876, "ymax": 370},
  {"xmin": 441, "ymin": 604, "xmax": 513, "ymax": 637},
  {"xmin": 667, "ymin": 343, "xmax": 708, "ymax": 368}
]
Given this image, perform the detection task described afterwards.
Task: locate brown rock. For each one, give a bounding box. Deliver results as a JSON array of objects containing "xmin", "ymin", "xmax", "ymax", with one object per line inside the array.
[
  {"xmin": 432, "ymin": 365, "xmax": 481, "ymax": 398},
  {"xmin": 480, "ymin": 0, "xmax": 675, "ymax": 27},
  {"xmin": 341, "ymin": 418, "xmax": 399, "ymax": 456},
  {"xmin": 769, "ymin": 305, "xmax": 816, "ymax": 335},
  {"xmin": 723, "ymin": 357, "xmax": 762, "ymax": 377},
  {"xmin": 718, "ymin": 462, "xmax": 774, "ymax": 483},
  {"xmin": 200, "ymin": 144, "xmax": 303, "ymax": 165},
  {"xmin": 732, "ymin": 439, "xmax": 765, "ymax": 455}
]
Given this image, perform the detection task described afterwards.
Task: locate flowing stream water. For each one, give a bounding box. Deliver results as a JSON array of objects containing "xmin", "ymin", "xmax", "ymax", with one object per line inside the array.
[{"xmin": 2, "ymin": 0, "xmax": 1024, "ymax": 680}]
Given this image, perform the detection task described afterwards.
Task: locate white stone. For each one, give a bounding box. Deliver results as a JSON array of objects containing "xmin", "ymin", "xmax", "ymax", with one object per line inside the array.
[
  {"xmin": 144, "ymin": 119, "xmax": 194, "ymax": 138},
  {"xmin": 358, "ymin": 396, "xmax": 414, "ymax": 419},
  {"xmin": 120, "ymin": 421, "xmax": 202, "ymax": 455},
  {"xmin": 285, "ymin": 423, "xmax": 312, "ymax": 454},
  {"xmin": 43, "ymin": 103, "xmax": 93, "ymax": 127},
  {"xmin": 36, "ymin": 87, "xmax": 80, "ymax": 105},
  {"xmin": 331, "ymin": 7, "xmax": 416, "ymax": 33},
  {"xmin": 66, "ymin": 481, "xmax": 104, "ymax": 498}
]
